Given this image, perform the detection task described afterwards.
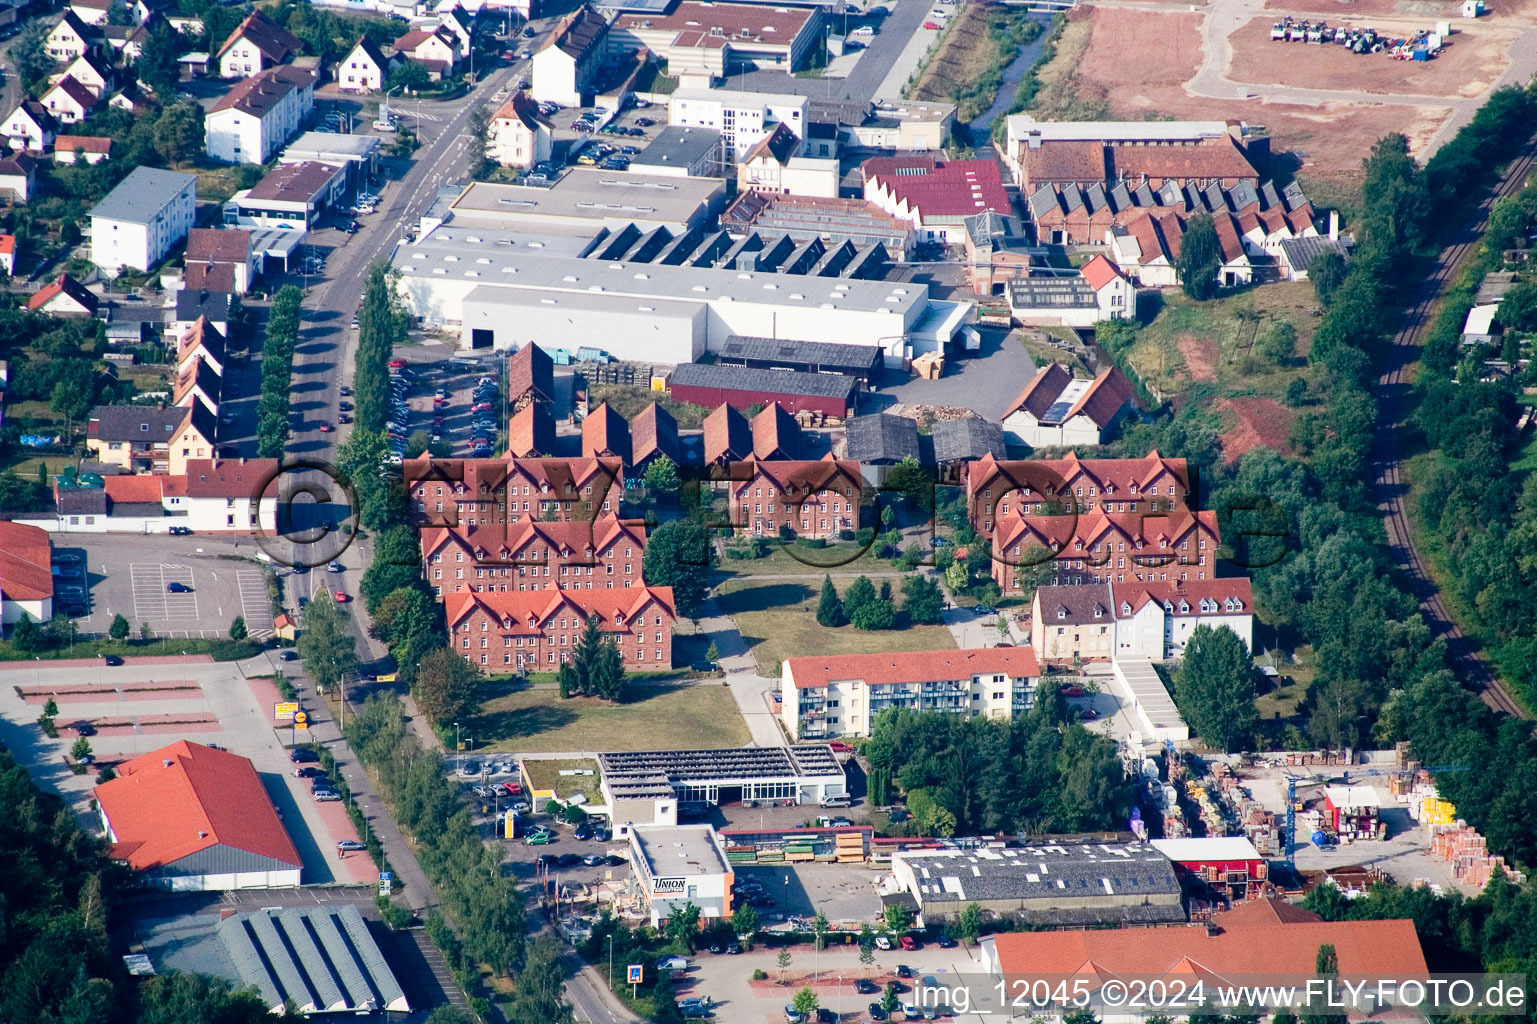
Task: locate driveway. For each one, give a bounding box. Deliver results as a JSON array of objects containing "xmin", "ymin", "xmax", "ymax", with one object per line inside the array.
[{"xmin": 871, "ymin": 325, "xmax": 1035, "ymax": 421}]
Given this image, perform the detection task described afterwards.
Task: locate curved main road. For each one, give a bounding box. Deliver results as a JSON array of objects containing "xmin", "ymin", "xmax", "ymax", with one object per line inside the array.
[{"xmin": 1373, "ymin": 136, "xmax": 1537, "ymax": 720}]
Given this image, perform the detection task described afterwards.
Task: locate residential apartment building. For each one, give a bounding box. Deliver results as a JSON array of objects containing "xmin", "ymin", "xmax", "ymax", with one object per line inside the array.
[
  {"xmin": 530, "ymin": 7, "xmax": 608, "ymax": 106},
  {"xmin": 168, "ymin": 458, "xmax": 280, "ymax": 532},
  {"xmin": 89, "ymin": 166, "xmax": 196, "ymax": 273},
  {"xmin": 966, "ymin": 452, "xmax": 1191, "ymax": 538},
  {"xmin": 488, "ymin": 91, "xmax": 553, "ymax": 168},
  {"xmin": 728, "ymin": 456, "xmax": 861, "ymax": 539},
  {"xmin": 422, "ymin": 516, "xmax": 647, "ymax": 595},
  {"xmin": 406, "ymin": 457, "xmax": 625, "ymax": 528},
  {"xmin": 781, "ymin": 647, "xmax": 1042, "ymax": 740},
  {"xmin": 669, "ymin": 88, "xmax": 807, "ymax": 165},
  {"xmin": 442, "ymin": 585, "xmax": 676, "ymax": 671},
  {"xmin": 736, "ymin": 123, "xmax": 838, "ymax": 197},
  {"xmin": 1108, "ymin": 577, "xmax": 1254, "ymax": 659},
  {"xmin": 85, "ymin": 402, "xmax": 216, "ymax": 476},
  {"xmin": 991, "ymin": 508, "xmax": 1222, "ymax": 594},
  {"xmin": 204, "ymin": 65, "xmax": 315, "ymax": 165},
  {"xmin": 216, "ymin": 10, "xmax": 302, "ymax": 77}
]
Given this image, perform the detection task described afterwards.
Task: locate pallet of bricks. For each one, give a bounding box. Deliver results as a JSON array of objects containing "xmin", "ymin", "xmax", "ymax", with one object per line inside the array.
[
  {"xmin": 1281, "ymin": 750, "xmax": 1351, "ymax": 767},
  {"xmin": 1429, "ymin": 823, "xmax": 1526, "ymax": 888}
]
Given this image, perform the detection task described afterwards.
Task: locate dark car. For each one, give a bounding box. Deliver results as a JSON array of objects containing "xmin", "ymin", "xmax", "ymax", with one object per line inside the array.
[
  {"xmin": 896, "ymin": 965, "xmax": 915, "ymax": 979},
  {"xmin": 574, "ymin": 825, "xmax": 593, "ymax": 841},
  {"xmin": 817, "ymin": 1010, "xmax": 837, "ymax": 1024},
  {"xmin": 936, "ymin": 934, "xmax": 957, "ymax": 948},
  {"xmin": 856, "ymin": 979, "xmax": 878, "ymax": 995},
  {"xmin": 168, "ymin": 525, "xmax": 193, "ymax": 535},
  {"xmin": 71, "ymin": 722, "xmax": 95, "ymax": 736},
  {"xmin": 279, "ymin": 649, "xmax": 298, "ymax": 661},
  {"xmin": 523, "ymin": 25, "xmax": 536, "ymax": 35},
  {"xmin": 557, "ymin": 853, "xmax": 582, "ymax": 867},
  {"xmin": 636, "ymin": 117, "xmax": 654, "ymax": 126},
  {"xmin": 296, "ymin": 765, "xmax": 325, "ymax": 778},
  {"xmin": 289, "ymin": 748, "xmax": 319, "ymax": 764},
  {"xmin": 103, "ymin": 654, "xmax": 123, "ymax": 666},
  {"xmin": 869, "ymin": 1004, "xmax": 889, "ymax": 1021},
  {"xmin": 166, "ymin": 581, "xmax": 192, "ymax": 593}
]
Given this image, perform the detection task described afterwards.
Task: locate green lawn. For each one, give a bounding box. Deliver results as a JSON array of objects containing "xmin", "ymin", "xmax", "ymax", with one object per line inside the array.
[
  {"xmin": 715, "ymin": 578, "xmax": 957, "ymax": 675},
  {"xmin": 720, "ymin": 539, "xmax": 895, "ymax": 576},
  {"xmin": 466, "ymin": 680, "xmax": 749, "ymax": 754}
]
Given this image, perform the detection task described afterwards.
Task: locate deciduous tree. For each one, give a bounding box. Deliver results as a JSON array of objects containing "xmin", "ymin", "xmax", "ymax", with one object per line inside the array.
[
  {"xmin": 1173, "ymin": 625, "xmax": 1257, "ymax": 752},
  {"xmin": 642, "ymin": 519, "xmax": 713, "ymax": 619},
  {"xmin": 413, "ymin": 647, "xmax": 480, "ymax": 724},
  {"xmin": 1175, "ymin": 214, "xmax": 1222, "ymax": 300}
]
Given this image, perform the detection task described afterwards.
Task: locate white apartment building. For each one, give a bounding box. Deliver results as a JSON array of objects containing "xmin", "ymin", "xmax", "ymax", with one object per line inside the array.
[
  {"xmin": 1030, "ymin": 578, "xmax": 1254, "ymax": 664},
  {"xmin": 89, "ymin": 166, "xmax": 197, "ymax": 273},
  {"xmin": 668, "ymin": 88, "xmax": 807, "ymax": 164},
  {"xmin": 204, "ymin": 65, "xmax": 314, "ymax": 165},
  {"xmin": 487, "ymin": 91, "xmax": 552, "ymax": 168},
  {"xmin": 780, "ymin": 648, "xmax": 1042, "ymax": 740}
]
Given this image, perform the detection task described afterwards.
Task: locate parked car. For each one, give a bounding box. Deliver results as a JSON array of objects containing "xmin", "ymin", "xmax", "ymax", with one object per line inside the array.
[
  {"xmin": 1059, "ymin": 684, "xmax": 1086, "ymax": 697},
  {"xmin": 295, "ymin": 765, "xmax": 325, "ymax": 778},
  {"xmin": 166, "ymin": 581, "xmax": 192, "ymax": 593},
  {"xmin": 868, "ymin": 1003, "xmax": 889, "ymax": 1020},
  {"xmin": 103, "ymin": 654, "xmax": 123, "ymax": 666},
  {"xmin": 313, "ymin": 789, "xmax": 342, "ymax": 802},
  {"xmin": 525, "ymin": 832, "xmax": 552, "ymax": 845},
  {"xmin": 71, "ymin": 721, "xmax": 95, "ymax": 736},
  {"xmin": 337, "ymin": 839, "xmax": 366, "ymax": 851},
  {"xmin": 874, "ymin": 935, "xmax": 892, "ymax": 950},
  {"xmin": 460, "ymin": 761, "xmax": 482, "ymax": 777},
  {"xmin": 168, "ymin": 525, "xmax": 193, "ymax": 535},
  {"xmin": 856, "ymin": 979, "xmax": 878, "ymax": 995},
  {"xmin": 583, "ymin": 853, "xmax": 604, "ymax": 866},
  {"xmin": 574, "ymin": 825, "xmax": 593, "ymax": 841},
  {"xmin": 896, "ymin": 965, "xmax": 915, "ymax": 978},
  {"xmin": 936, "ymin": 934, "xmax": 957, "ymax": 948},
  {"xmin": 900, "ymin": 935, "xmax": 919, "ymax": 951}
]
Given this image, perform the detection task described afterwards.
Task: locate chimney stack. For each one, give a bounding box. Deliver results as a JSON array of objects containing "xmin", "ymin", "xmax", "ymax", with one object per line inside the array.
[{"xmin": 1328, "ymin": 210, "xmax": 1340, "ymax": 241}]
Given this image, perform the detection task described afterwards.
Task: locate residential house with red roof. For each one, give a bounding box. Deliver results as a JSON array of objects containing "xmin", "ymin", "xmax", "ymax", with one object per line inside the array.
[
  {"xmin": 95, "ymin": 741, "xmax": 302, "ymax": 890},
  {"xmin": 1002, "ymin": 362, "xmax": 1136, "ymax": 448},
  {"xmin": 488, "ymin": 90, "xmax": 553, "ymax": 169},
  {"xmin": 392, "ymin": 26, "xmax": 460, "ymax": 79},
  {"xmin": 990, "ymin": 507, "xmax": 1222, "ymax": 594},
  {"xmin": 702, "ymin": 402, "xmax": 751, "ymax": 467},
  {"xmin": 205, "ymin": 64, "xmax": 314, "ymax": 164},
  {"xmin": 0, "ymin": 234, "xmax": 15, "ymax": 277},
  {"xmin": 337, "ymin": 36, "xmax": 396, "ymax": 93},
  {"xmin": 980, "ymin": 899, "xmax": 1428, "ymax": 1024},
  {"xmin": 184, "ymin": 228, "xmax": 257, "ymax": 294},
  {"xmin": 582, "ymin": 402, "xmax": 632, "ymax": 464},
  {"xmin": 507, "ymin": 402, "xmax": 557, "ymax": 458},
  {"xmin": 217, "ymin": 10, "xmax": 302, "ymax": 78},
  {"xmin": 862, "ymin": 156, "xmax": 1011, "ymax": 244},
  {"xmin": 443, "ymin": 585, "xmax": 675, "ymax": 671},
  {"xmin": 728, "ymin": 454, "xmax": 861, "ymax": 539},
  {"xmin": 406, "ymin": 457, "xmax": 624, "ymax": 528},
  {"xmin": 781, "ymin": 646, "xmax": 1042, "ymax": 739},
  {"xmin": 54, "ymin": 52, "xmax": 112, "ymax": 96},
  {"xmin": 530, "ymin": 6, "xmax": 608, "ymax": 106},
  {"xmin": 422, "ymin": 515, "xmax": 646, "ymax": 596},
  {"xmin": 52, "ymin": 133, "xmax": 112, "ymax": 165},
  {"xmin": 86, "ymin": 404, "xmax": 215, "ymax": 475},
  {"xmin": 630, "ymin": 403, "xmax": 679, "ymax": 477},
  {"xmin": 173, "ymin": 356, "xmax": 222, "ymax": 414},
  {"xmin": 966, "ymin": 451, "xmax": 1191, "ymax": 537},
  {"xmin": 1006, "ymin": 256, "xmax": 1135, "ymax": 329},
  {"xmin": 45, "ymin": 11, "xmax": 96, "ymax": 63},
  {"xmin": 508, "ymin": 342, "xmax": 554, "ymax": 411},
  {"xmin": 176, "ymin": 317, "xmax": 226, "ymax": 376},
  {"xmin": 736, "ymin": 123, "xmax": 839, "ymax": 198},
  {"xmin": 40, "ymin": 75, "xmax": 98, "ymax": 125},
  {"xmin": 27, "ymin": 272, "xmax": 96, "ymax": 316},
  {"xmin": 169, "ymin": 458, "xmax": 279, "ymax": 532},
  {"xmin": 1109, "ymin": 576, "xmax": 1253, "ymax": 658},
  {"xmin": 0, "ymin": 521, "xmax": 53, "ymax": 626}
]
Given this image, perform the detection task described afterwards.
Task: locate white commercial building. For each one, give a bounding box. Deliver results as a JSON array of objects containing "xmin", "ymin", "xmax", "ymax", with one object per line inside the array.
[
  {"xmin": 89, "ymin": 166, "xmax": 197, "ymax": 273},
  {"xmin": 1110, "ymin": 655, "xmax": 1190, "ymax": 748},
  {"xmin": 669, "ymin": 88, "xmax": 807, "ymax": 164},
  {"xmin": 629, "ymin": 824, "xmax": 732, "ymax": 927}
]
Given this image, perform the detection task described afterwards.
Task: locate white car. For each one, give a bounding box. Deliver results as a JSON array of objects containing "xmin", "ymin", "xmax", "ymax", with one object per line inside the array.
[
  {"xmin": 875, "ymin": 935, "xmax": 893, "ymax": 950},
  {"xmin": 928, "ymin": 7, "xmax": 948, "ymax": 16}
]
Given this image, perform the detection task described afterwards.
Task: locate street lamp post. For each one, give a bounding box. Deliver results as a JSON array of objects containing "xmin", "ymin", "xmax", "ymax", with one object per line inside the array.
[{"xmin": 608, "ymin": 933, "xmax": 615, "ymax": 990}]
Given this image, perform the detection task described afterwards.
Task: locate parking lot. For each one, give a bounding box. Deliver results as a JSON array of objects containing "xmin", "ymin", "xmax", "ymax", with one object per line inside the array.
[
  {"xmin": 0, "ymin": 651, "xmax": 371, "ymax": 886},
  {"xmin": 395, "ymin": 359, "xmax": 504, "ymax": 458},
  {"xmin": 58, "ymin": 535, "xmax": 279, "ymax": 640}
]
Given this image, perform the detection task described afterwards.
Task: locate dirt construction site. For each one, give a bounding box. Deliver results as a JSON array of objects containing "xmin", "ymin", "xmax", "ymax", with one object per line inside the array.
[{"xmin": 1054, "ymin": 0, "xmax": 1537, "ymax": 180}]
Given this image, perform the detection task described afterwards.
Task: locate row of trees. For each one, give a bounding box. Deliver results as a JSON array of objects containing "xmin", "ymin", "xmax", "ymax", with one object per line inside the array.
[
  {"xmin": 815, "ymin": 573, "xmax": 944, "ymax": 631},
  {"xmin": 558, "ymin": 616, "xmax": 627, "ymax": 699},
  {"xmin": 257, "ymin": 286, "xmax": 303, "ymax": 458},
  {"xmin": 863, "ymin": 683, "xmax": 1131, "ymax": 837}
]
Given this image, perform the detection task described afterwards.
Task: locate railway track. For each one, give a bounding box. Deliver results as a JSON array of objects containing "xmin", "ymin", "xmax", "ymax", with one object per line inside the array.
[{"xmin": 1372, "ymin": 137, "xmax": 1537, "ymax": 721}]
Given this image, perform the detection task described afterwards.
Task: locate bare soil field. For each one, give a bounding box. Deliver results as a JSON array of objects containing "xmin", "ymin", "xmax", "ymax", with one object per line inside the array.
[
  {"xmin": 1229, "ymin": 19, "xmax": 1518, "ymax": 98},
  {"xmin": 1069, "ymin": 6, "xmax": 1454, "ymax": 177},
  {"xmin": 1177, "ymin": 335, "xmax": 1220, "ymax": 383},
  {"xmin": 1216, "ymin": 398, "xmax": 1297, "ymax": 463}
]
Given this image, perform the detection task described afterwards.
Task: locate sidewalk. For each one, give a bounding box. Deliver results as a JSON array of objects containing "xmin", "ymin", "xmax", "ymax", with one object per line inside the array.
[{"xmin": 695, "ymin": 598, "xmax": 786, "ymax": 748}]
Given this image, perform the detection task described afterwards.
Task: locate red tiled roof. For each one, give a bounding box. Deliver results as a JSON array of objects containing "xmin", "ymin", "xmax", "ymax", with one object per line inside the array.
[
  {"xmin": 703, "ymin": 403, "xmax": 750, "ymax": 464},
  {"xmin": 95, "ymin": 740, "xmax": 301, "ymax": 873},
  {"xmin": 613, "ymin": 1, "xmax": 812, "ymax": 42},
  {"xmin": 178, "ymin": 316, "xmax": 227, "ymax": 366},
  {"xmin": 103, "ymin": 474, "xmax": 167, "ymax": 504},
  {"xmin": 1213, "ymin": 897, "xmax": 1322, "ymax": 927},
  {"xmin": 507, "ymin": 403, "xmax": 556, "ymax": 458},
  {"xmin": 743, "ymin": 122, "xmax": 799, "ymax": 166},
  {"xmin": 863, "ymin": 156, "xmax": 1010, "ymax": 220},
  {"xmin": 186, "ymin": 227, "xmax": 250, "ymax": 264},
  {"xmin": 45, "ymin": 75, "xmax": 98, "ymax": 111},
  {"xmin": 994, "ymin": 507, "xmax": 1219, "ymax": 557},
  {"xmin": 443, "ymin": 584, "xmax": 675, "ymax": 631},
  {"xmin": 1107, "ymin": 138, "xmax": 1258, "ymax": 185},
  {"xmin": 422, "ymin": 515, "xmax": 645, "ymax": 566},
  {"xmin": 216, "ymin": 9, "xmax": 301, "ymax": 63},
  {"xmin": 54, "ymin": 133, "xmax": 112, "ymax": 155},
  {"xmin": 180, "ymin": 458, "xmax": 279, "ymax": 499},
  {"xmin": 184, "ymin": 262, "xmax": 236, "ymax": 293},
  {"xmin": 1111, "ymin": 576, "xmax": 1252, "ymax": 618},
  {"xmin": 787, "ymin": 647, "xmax": 1040, "ymax": 689},
  {"xmin": 631, "ymin": 403, "xmax": 678, "ymax": 466},
  {"xmin": 0, "ymin": 521, "xmax": 52, "ymax": 602},
  {"xmin": 393, "ymin": 26, "xmax": 456, "ymax": 53},
  {"xmin": 494, "ymin": 90, "xmax": 554, "ymax": 132},
  {"xmin": 541, "ymin": 7, "xmax": 609, "ymax": 60},
  {"xmin": 507, "ymin": 343, "xmax": 553, "ymax": 404},
  {"xmin": 0, "ymin": 235, "xmax": 14, "ymax": 256},
  {"xmin": 988, "ymin": 915, "xmax": 1426, "ymax": 981},
  {"xmin": 1020, "ymin": 140, "xmax": 1107, "ymax": 184},
  {"xmin": 582, "ymin": 402, "xmax": 632, "ymax": 463},
  {"xmin": 751, "ymin": 402, "xmax": 801, "ymax": 460},
  {"xmin": 210, "ymin": 64, "xmax": 313, "ymax": 117},
  {"xmin": 1068, "ymin": 366, "xmax": 1136, "ymax": 428},
  {"xmin": 1003, "ymin": 363, "xmax": 1073, "ymax": 420},
  {"xmin": 732, "ymin": 455, "xmax": 859, "ymax": 497},
  {"xmin": 967, "ymin": 451, "xmax": 1189, "ymax": 502},
  {"xmin": 1080, "ymin": 254, "xmax": 1126, "ymax": 291},
  {"xmin": 27, "ymin": 273, "xmax": 97, "ymax": 314}
]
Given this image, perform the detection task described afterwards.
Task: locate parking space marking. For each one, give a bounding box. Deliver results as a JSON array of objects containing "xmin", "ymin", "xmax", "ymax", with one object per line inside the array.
[
  {"xmin": 236, "ymin": 570, "xmax": 275, "ymax": 638},
  {"xmin": 130, "ymin": 563, "xmax": 169, "ymax": 621},
  {"xmin": 161, "ymin": 564, "xmax": 199, "ymax": 620}
]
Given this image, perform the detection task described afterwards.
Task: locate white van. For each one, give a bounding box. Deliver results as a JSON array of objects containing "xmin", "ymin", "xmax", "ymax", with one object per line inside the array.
[
  {"xmin": 818, "ymin": 795, "xmax": 851, "ymax": 808},
  {"xmin": 656, "ymin": 955, "xmax": 689, "ymax": 972}
]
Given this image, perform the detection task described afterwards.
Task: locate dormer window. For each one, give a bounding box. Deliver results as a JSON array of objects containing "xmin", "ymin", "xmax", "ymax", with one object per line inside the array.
[
  {"xmin": 1120, "ymin": 601, "xmax": 1132, "ymax": 615},
  {"xmin": 1093, "ymin": 606, "xmax": 1102, "ymax": 619},
  {"xmin": 1178, "ymin": 600, "xmax": 1190, "ymax": 613},
  {"xmin": 1057, "ymin": 608, "xmax": 1066, "ymax": 620}
]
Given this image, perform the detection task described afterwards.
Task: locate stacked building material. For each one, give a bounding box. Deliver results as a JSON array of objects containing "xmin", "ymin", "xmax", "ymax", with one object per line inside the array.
[
  {"xmin": 835, "ymin": 831, "xmax": 865, "ymax": 863},
  {"xmin": 1429, "ymin": 822, "xmax": 1526, "ymax": 888}
]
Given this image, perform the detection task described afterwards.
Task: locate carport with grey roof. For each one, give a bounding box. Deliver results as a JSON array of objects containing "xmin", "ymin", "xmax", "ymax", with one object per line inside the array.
[{"xmin": 217, "ymin": 904, "xmax": 409, "ymax": 1014}]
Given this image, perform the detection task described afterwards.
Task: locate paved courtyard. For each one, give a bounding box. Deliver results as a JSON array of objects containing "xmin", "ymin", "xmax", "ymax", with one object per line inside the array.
[
  {"xmin": 871, "ymin": 326, "xmax": 1036, "ymax": 421},
  {"xmin": 0, "ymin": 652, "xmax": 371, "ymax": 886}
]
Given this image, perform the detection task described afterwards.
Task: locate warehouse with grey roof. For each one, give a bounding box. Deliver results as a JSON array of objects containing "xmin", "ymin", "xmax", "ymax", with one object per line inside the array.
[{"xmin": 889, "ymin": 842, "xmax": 1184, "ymax": 925}]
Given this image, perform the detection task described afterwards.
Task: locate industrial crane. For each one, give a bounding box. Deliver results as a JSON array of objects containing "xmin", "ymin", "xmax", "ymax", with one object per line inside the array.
[{"xmin": 1283, "ymin": 764, "xmax": 1469, "ymax": 866}]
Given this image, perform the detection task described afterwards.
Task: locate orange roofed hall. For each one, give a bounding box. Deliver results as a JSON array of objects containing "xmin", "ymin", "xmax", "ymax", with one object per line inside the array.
[
  {"xmin": 94, "ymin": 740, "xmax": 302, "ymax": 890},
  {"xmin": 445, "ymin": 586, "xmax": 675, "ymax": 671}
]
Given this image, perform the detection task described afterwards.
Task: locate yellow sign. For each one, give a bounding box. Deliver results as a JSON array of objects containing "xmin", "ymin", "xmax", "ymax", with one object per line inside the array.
[
  {"xmin": 293, "ymin": 711, "xmax": 309, "ymax": 730},
  {"xmin": 375, "ymin": 672, "xmax": 397, "ymax": 683},
  {"xmin": 274, "ymin": 702, "xmax": 298, "ymax": 722}
]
